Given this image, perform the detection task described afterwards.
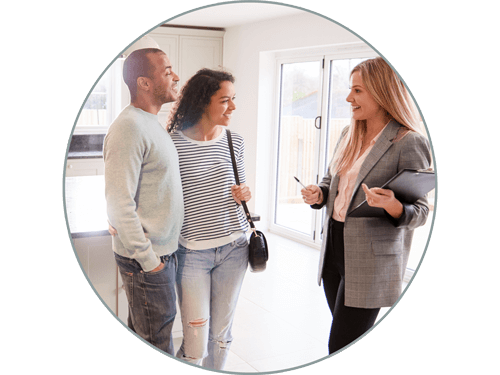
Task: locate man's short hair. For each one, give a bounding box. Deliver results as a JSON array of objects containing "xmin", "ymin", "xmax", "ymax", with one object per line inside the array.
[{"xmin": 123, "ymin": 48, "xmax": 165, "ymax": 101}]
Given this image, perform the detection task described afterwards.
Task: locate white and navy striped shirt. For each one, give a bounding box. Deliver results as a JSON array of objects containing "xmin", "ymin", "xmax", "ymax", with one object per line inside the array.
[{"xmin": 170, "ymin": 129, "xmax": 249, "ymax": 250}]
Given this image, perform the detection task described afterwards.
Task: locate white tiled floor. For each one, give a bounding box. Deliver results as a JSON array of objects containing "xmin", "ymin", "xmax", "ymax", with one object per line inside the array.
[{"xmin": 170, "ymin": 230, "xmax": 411, "ymax": 373}]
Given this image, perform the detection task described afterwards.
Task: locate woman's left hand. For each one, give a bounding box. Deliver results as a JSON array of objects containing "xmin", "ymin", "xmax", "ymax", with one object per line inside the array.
[
  {"xmin": 231, "ymin": 183, "xmax": 251, "ymax": 204},
  {"xmin": 362, "ymin": 183, "xmax": 403, "ymax": 219}
]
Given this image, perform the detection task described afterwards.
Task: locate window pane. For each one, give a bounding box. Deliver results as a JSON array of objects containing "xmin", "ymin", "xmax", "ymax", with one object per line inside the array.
[
  {"xmin": 76, "ymin": 60, "xmax": 120, "ymax": 128},
  {"xmin": 325, "ymin": 58, "xmax": 367, "ymax": 172},
  {"xmin": 77, "ymin": 76, "xmax": 109, "ymax": 127},
  {"xmin": 275, "ymin": 61, "xmax": 322, "ymax": 235},
  {"xmin": 319, "ymin": 58, "xmax": 367, "ymax": 240}
]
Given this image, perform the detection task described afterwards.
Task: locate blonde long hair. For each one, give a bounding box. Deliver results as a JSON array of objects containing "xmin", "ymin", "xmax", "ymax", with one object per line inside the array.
[{"xmin": 331, "ymin": 57, "xmax": 421, "ymax": 176}]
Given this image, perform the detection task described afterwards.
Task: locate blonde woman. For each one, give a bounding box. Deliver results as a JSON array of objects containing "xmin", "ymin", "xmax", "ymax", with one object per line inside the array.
[{"xmin": 301, "ymin": 57, "xmax": 431, "ymax": 354}]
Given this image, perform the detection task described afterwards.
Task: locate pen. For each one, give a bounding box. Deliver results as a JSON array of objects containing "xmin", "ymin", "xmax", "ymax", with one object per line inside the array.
[{"xmin": 294, "ymin": 176, "xmax": 307, "ymax": 189}]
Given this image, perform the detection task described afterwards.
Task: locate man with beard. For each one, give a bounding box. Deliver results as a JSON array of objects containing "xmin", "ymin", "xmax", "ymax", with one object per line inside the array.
[{"xmin": 103, "ymin": 48, "xmax": 184, "ymax": 354}]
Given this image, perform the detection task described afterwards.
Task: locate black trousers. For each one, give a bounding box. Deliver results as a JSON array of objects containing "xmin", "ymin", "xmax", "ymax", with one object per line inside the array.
[{"xmin": 322, "ymin": 218, "xmax": 380, "ymax": 354}]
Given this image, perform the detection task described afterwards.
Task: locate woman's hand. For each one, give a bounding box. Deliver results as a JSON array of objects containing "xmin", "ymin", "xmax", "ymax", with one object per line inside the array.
[
  {"xmin": 301, "ymin": 185, "xmax": 323, "ymax": 205},
  {"xmin": 231, "ymin": 183, "xmax": 251, "ymax": 204},
  {"xmin": 362, "ymin": 183, "xmax": 403, "ymax": 219}
]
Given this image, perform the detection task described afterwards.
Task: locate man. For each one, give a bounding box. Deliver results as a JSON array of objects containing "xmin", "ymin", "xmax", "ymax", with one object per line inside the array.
[{"xmin": 103, "ymin": 48, "xmax": 184, "ymax": 355}]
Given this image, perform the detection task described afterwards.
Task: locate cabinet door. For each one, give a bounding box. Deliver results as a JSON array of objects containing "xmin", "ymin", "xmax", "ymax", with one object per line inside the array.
[
  {"xmin": 149, "ymin": 33, "xmax": 179, "ymax": 124},
  {"xmin": 73, "ymin": 235, "xmax": 117, "ymax": 315},
  {"xmin": 66, "ymin": 159, "xmax": 104, "ymax": 177},
  {"xmin": 179, "ymin": 36, "xmax": 223, "ymax": 86}
]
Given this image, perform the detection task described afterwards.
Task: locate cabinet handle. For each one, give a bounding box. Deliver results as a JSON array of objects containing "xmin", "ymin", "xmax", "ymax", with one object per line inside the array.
[{"xmin": 68, "ymin": 164, "xmax": 73, "ymax": 169}]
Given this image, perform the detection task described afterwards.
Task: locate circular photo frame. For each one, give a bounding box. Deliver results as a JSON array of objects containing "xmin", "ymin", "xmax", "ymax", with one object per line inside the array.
[{"xmin": 64, "ymin": 1, "xmax": 437, "ymax": 374}]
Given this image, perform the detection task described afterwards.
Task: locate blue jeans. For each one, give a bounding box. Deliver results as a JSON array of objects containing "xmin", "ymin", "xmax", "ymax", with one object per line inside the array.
[
  {"xmin": 114, "ymin": 252, "xmax": 177, "ymax": 355},
  {"xmin": 175, "ymin": 234, "xmax": 249, "ymax": 370}
]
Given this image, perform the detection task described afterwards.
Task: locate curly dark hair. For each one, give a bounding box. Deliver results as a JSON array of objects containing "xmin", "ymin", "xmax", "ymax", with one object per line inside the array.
[{"xmin": 167, "ymin": 68, "xmax": 235, "ymax": 133}]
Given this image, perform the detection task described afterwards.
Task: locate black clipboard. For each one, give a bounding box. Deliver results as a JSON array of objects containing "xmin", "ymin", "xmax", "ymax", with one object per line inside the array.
[{"xmin": 348, "ymin": 168, "xmax": 435, "ymax": 217}]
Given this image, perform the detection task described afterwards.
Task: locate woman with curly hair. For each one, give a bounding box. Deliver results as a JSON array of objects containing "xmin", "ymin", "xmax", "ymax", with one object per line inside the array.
[{"xmin": 167, "ymin": 68, "xmax": 251, "ymax": 370}]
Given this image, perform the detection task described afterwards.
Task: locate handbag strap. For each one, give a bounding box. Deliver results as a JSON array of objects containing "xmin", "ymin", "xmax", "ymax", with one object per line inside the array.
[{"xmin": 226, "ymin": 130, "xmax": 257, "ymax": 232}]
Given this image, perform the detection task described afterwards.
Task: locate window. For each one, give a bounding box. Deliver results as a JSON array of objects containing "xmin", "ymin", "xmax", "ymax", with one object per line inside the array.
[
  {"xmin": 271, "ymin": 46, "xmax": 376, "ymax": 246},
  {"xmin": 75, "ymin": 59, "xmax": 123, "ymax": 134},
  {"xmin": 274, "ymin": 58, "xmax": 323, "ymax": 237}
]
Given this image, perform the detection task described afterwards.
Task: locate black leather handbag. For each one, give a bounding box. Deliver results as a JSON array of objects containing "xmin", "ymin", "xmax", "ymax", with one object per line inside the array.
[{"xmin": 227, "ymin": 130, "xmax": 268, "ymax": 272}]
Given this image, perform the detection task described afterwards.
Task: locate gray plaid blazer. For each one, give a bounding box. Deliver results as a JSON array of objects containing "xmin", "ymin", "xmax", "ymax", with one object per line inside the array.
[{"xmin": 313, "ymin": 120, "xmax": 432, "ymax": 308}]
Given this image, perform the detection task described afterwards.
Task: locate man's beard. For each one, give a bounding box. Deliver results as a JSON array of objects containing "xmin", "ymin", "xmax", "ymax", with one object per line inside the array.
[{"xmin": 153, "ymin": 85, "xmax": 176, "ymax": 105}]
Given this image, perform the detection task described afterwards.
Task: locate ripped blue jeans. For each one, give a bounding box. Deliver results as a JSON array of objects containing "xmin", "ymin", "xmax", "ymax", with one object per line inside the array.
[{"xmin": 175, "ymin": 234, "xmax": 249, "ymax": 370}]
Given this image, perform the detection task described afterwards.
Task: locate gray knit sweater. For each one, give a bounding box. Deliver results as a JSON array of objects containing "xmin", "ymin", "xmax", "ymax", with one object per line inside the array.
[{"xmin": 103, "ymin": 105, "xmax": 184, "ymax": 272}]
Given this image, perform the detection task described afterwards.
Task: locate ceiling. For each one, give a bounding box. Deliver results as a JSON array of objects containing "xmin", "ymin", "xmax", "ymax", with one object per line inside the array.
[{"xmin": 164, "ymin": 3, "xmax": 305, "ymax": 28}]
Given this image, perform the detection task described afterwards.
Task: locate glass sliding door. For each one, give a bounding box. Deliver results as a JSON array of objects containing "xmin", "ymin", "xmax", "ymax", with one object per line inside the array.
[
  {"xmin": 274, "ymin": 59, "xmax": 324, "ymax": 239},
  {"xmin": 317, "ymin": 58, "xmax": 369, "ymax": 241},
  {"xmin": 324, "ymin": 58, "xmax": 368, "ymax": 173},
  {"xmin": 271, "ymin": 52, "xmax": 375, "ymax": 246}
]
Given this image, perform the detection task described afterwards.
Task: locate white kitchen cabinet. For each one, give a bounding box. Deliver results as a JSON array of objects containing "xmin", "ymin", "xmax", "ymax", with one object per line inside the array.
[
  {"xmin": 66, "ymin": 158, "xmax": 104, "ymax": 177},
  {"xmin": 73, "ymin": 236, "xmax": 118, "ymax": 314},
  {"xmin": 148, "ymin": 26, "xmax": 224, "ymax": 126},
  {"xmin": 178, "ymin": 36, "xmax": 223, "ymax": 84},
  {"xmin": 150, "ymin": 26, "xmax": 224, "ymax": 86}
]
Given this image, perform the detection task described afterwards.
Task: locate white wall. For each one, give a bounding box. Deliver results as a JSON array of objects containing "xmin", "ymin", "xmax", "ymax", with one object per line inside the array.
[{"xmin": 222, "ymin": 12, "xmax": 364, "ymax": 229}]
